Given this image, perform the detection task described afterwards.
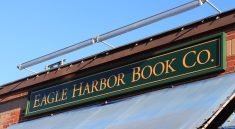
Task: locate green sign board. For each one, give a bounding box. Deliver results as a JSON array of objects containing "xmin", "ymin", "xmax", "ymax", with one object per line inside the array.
[{"xmin": 26, "ymin": 33, "xmax": 226, "ymax": 116}]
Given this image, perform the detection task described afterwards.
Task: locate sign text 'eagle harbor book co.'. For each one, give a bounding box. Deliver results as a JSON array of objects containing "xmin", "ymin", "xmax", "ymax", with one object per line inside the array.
[{"xmin": 26, "ymin": 33, "xmax": 226, "ymax": 116}]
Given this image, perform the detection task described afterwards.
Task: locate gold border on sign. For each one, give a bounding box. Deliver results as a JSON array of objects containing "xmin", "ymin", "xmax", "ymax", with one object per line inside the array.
[{"xmin": 28, "ymin": 39, "xmax": 220, "ymax": 114}]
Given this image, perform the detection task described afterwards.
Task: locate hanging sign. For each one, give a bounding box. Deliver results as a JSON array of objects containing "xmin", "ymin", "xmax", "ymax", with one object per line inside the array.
[{"xmin": 26, "ymin": 33, "xmax": 226, "ymax": 116}]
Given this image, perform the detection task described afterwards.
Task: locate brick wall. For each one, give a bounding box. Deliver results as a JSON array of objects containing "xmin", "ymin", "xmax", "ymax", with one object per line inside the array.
[
  {"xmin": 225, "ymin": 30, "xmax": 235, "ymax": 73},
  {"xmin": 0, "ymin": 108, "xmax": 20, "ymax": 129},
  {"xmin": 0, "ymin": 91, "xmax": 27, "ymax": 129}
]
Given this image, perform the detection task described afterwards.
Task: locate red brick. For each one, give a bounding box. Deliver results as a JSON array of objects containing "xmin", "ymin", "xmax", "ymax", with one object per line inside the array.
[
  {"xmin": 13, "ymin": 118, "xmax": 19, "ymax": 123},
  {"xmin": 10, "ymin": 112, "xmax": 16, "ymax": 116},
  {"xmin": 227, "ymin": 29, "xmax": 235, "ymax": 35},
  {"xmin": 225, "ymin": 66, "xmax": 235, "ymax": 73},
  {"xmin": 227, "ymin": 40, "xmax": 232, "ymax": 56},
  {"xmin": 227, "ymin": 34, "xmax": 235, "ymax": 40},
  {"xmin": 227, "ymin": 56, "xmax": 235, "ymax": 61},
  {"xmin": 232, "ymin": 39, "xmax": 235, "ymax": 55},
  {"xmin": 227, "ymin": 60, "xmax": 235, "ymax": 67},
  {"xmin": 0, "ymin": 108, "xmax": 21, "ymax": 129},
  {"xmin": 6, "ymin": 120, "xmax": 13, "ymax": 125},
  {"xmin": 3, "ymin": 125, "xmax": 8, "ymax": 128}
]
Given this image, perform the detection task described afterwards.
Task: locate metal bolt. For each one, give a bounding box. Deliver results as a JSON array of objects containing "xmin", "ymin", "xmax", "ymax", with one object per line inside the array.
[{"xmin": 105, "ymin": 101, "xmax": 108, "ymax": 104}]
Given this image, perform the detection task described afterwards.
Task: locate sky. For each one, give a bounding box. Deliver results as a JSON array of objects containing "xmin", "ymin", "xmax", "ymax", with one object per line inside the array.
[{"xmin": 0, "ymin": 0, "xmax": 235, "ymax": 86}]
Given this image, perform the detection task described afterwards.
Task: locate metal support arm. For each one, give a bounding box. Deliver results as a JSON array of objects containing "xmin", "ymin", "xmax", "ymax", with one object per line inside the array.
[
  {"xmin": 17, "ymin": 0, "xmax": 206, "ymax": 70},
  {"xmin": 205, "ymin": 0, "xmax": 222, "ymax": 14}
]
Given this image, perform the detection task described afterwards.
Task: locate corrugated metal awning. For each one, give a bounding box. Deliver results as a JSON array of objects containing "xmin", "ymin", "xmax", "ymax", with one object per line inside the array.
[{"xmin": 7, "ymin": 73, "xmax": 235, "ymax": 129}]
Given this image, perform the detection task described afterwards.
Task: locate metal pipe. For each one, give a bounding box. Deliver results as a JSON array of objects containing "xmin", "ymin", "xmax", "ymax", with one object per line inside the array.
[
  {"xmin": 98, "ymin": 0, "xmax": 204, "ymax": 41},
  {"xmin": 24, "ymin": 68, "xmax": 38, "ymax": 74},
  {"xmin": 101, "ymin": 41, "xmax": 115, "ymax": 48},
  {"xmin": 206, "ymin": 0, "xmax": 222, "ymax": 14},
  {"xmin": 17, "ymin": 0, "xmax": 205, "ymax": 70},
  {"xmin": 17, "ymin": 39, "xmax": 93, "ymax": 69}
]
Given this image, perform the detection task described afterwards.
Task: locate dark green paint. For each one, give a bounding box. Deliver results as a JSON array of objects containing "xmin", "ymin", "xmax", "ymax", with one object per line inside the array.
[{"xmin": 26, "ymin": 33, "xmax": 226, "ymax": 116}]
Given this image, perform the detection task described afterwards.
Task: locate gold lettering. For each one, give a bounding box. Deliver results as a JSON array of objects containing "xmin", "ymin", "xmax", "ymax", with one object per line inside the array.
[
  {"xmin": 183, "ymin": 51, "xmax": 196, "ymax": 68},
  {"xmin": 61, "ymin": 88, "xmax": 68, "ymax": 101},
  {"xmin": 91, "ymin": 80, "xmax": 99, "ymax": 93},
  {"xmin": 33, "ymin": 94, "xmax": 41, "ymax": 108},
  {"xmin": 41, "ymin": 95, "xmax": 47, "ymax": 106},
  {"xmin": 197, "ymin": 49, "xmax": 211, "ymax": 64},
  {"xmin": 47, "ymin": 92, "xmax": 55, "ymax": 104},
  {"xmin": 72, "ymin": 83, "xmax": 83, "ymax": 98},
  {"xmin": 117, "ymin": 73, "xmax": 125, "ymax": 86},
  {"xmin": 141, "ymin": 65, "xmax": 153, "ymax": 79},
  {"xmin": 83, "ymin": 83, "xmax": 91, "ymax": 95},
  {"xmin": 107, "ymin": 75, "xmax": 117, "ymax": 88},
  {"xmin": 55, "ymin": 91, "xmax": 61, "ymax": 102},
  {"xmin": 100, "ymin": 78, "xmax": 107, "ymax": 91},
  {"xmin": 132, "ymin": 67, "xmax": 141, "ymax": 83},
  {"xmin": 165, "ymin": 58, "xmax": 176, "ymax": 74},
  {"xmin": 153, "ymin": 62, "xmax": 165, "ymax": 76}
]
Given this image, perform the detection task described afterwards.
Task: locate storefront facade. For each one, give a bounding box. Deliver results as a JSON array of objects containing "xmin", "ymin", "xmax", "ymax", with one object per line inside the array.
[{"xmin": 1, "ymin": 8, "xmax": 235, "ymax": 129}]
